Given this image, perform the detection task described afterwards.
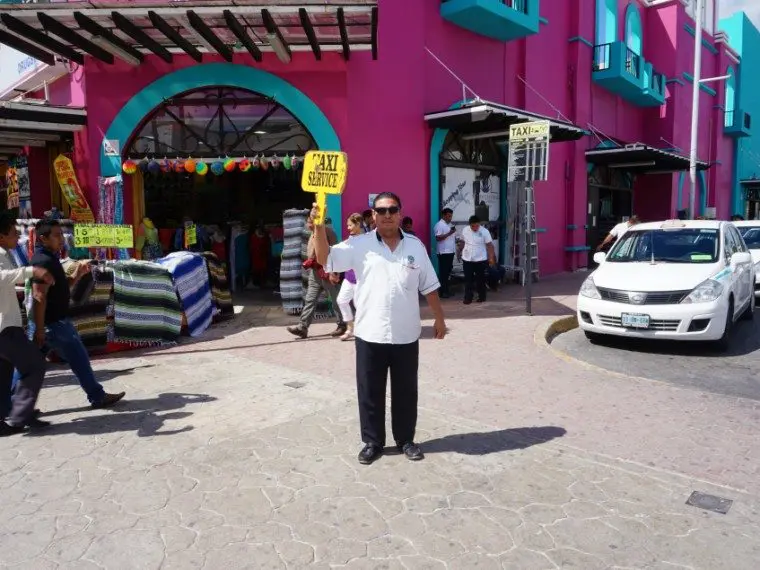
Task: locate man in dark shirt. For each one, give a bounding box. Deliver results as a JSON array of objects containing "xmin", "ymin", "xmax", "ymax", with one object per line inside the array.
[{"xmin": 12, "ymin": 219, "xmax": 125, "ymax": 409}]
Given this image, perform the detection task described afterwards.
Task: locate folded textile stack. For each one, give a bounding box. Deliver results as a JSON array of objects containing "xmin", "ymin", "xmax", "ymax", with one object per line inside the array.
[
  {"xmin": 69, "ymin": 266, "xmax": 113, "ymax": 352},
  {"xmin": 156, "ymin": 251, "xmax": 214, "ymax": 337},
  {"xmin": 112, "ymin": 260, "xmax": 182, "ymax": 346},
  {"xmin": 201, "ymin": 252, "xmax": 234, "ymax": 320}
]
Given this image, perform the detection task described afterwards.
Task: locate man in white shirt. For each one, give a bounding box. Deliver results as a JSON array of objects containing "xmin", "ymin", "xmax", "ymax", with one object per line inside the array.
[
  {"xmin": 458, "ymin": 215, "xmax": 496, "ymax": 304},
  {"xmin": 0, "ymin": 213, "xmax": 53, "ymax": 436},
  {"xmin": 596, "ymin": 215, "xmax": 640, "ymax": 252},
  {"xmin": 314, "ymin": 192, "xmax": 447, "ymax": 465},
  {"xmin": 433, "ymin": 208, "xmax": 456, "ymax": 298}
]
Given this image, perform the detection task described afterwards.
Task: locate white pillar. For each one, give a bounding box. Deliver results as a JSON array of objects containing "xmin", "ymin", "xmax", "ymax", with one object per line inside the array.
[{"xmin": 688, "ymin": 0, "xmax": 704, "ymax": 219}]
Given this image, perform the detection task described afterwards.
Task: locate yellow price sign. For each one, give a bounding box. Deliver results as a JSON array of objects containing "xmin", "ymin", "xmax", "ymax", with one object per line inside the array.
[
  {"xmin": 184, "ymin": 223, "xmax": 197, "ymax": 248},
  {"xmin": 301, "ymin": 151, "xmax": 347, "ymax": 224},
  {"xmin": 74, "ymin": 224, "xmax": 134, "ymax": 248}
]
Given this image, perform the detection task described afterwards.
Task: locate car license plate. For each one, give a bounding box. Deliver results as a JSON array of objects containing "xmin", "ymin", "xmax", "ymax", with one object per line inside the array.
[{"xmin": 621, "ymin": 313, "xmax": 650, "ymax": 329}]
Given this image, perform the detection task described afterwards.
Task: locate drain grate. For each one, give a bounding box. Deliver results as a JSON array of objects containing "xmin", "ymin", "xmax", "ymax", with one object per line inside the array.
[
  {"xmin": 686, "ymin": 491, "xmax": 733, "ymax": 514},
  {"xmin": 284, "ymin": 381, "xmax": 306, "ymax": 389}
]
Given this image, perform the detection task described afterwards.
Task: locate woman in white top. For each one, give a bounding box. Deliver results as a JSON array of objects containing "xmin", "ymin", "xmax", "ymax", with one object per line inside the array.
[
  {"xmin": 334, "ymin": 213, "xmax": 364, "ymax": 341},
  {"xmin": 458, "ymin": 215, "xmax": 496, "ymax": 304}
]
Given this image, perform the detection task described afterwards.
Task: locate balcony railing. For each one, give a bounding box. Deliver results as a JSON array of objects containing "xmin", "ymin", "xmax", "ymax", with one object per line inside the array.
[
  {"xmin": 725, "ymin": 109, "xmax": 751, "ymax": 130},
  {"xmin": 624, "ymin": 49, "xmax": 641, "ymax": 79},
  {"xmin": 504, "ymin": 0, "xmax": 528, "ymax": 13},
  {"xmin": 593, "ymin": 43, "xmax": 611, "ymax": 71},
  {"xmin": 648, "ymin": 71, "xmax": 665, "ymax": 94}
]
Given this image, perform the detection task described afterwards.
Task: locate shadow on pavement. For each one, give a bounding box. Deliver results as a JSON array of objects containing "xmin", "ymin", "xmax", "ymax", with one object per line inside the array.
[
  {"xmin": 43, "ymin": 365, "xmax": 155, "ymax": 389},
  {"xmin": 421, "ymin": 426, "xmax": 566, "ymax": 455}
]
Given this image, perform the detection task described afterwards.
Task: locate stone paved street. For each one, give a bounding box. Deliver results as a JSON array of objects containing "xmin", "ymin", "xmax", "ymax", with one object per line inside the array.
[{"xmin": 2, "ymin": 276, "xmax": 760, "ymax": 569}]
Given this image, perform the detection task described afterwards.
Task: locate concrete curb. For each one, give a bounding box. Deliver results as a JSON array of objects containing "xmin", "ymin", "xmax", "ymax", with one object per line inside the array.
[{"xmin": 540, "ymin": 314, "xmax": 579, "ymax": 345}]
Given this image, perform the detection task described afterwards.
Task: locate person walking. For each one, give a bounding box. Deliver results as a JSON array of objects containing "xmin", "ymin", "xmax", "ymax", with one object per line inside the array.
[
  {"xmin": 335, "ymin": 213, "xmax": 364, "ymax": 341},
  {"xmin": 286, "ymin": 218, "xmax": 346, "ymax": 339},
  {"xmin": 11, "ymin": 219, "xmax": 126, "ymax": 411},
  {"xmin": 0, "ymin": 212, "xmax": 52, "ymax": 435},
  {"xmin": 458, "ymin": 215, "xmax": 496, "ymax": 305},
  {"xmin": 433, "ymin": 208, "xmax": 456, "ymax": 298},
  {"xmin": 314, "ymin": 192, "xmax": 447, "ymax": 465}
]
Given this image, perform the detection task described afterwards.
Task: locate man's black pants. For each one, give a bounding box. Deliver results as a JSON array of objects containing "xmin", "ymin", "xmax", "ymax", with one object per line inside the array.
[
  {"xmin": 463, "ymin": 260, "xmax": 488, "ymax": 302},
  {"xmin": 437, "ymin": 253, "xmax": 454, "ymax": 295},
  {"xmin": 0, "ymin": 326, "xmax": 45, "ymax": 425},
  {"xmin": 355, "ymin": 337, "xmax": 419, "ymax": 448}
]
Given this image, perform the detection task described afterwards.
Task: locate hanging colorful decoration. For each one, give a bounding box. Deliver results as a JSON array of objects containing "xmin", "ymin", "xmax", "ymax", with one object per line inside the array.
[
  {"xmin": 185, "ymin": 158, "xmax": 196, "ymax": 173},
  {"xmin": 252, "ymin": 155, "xmax": 260, "ymax": 170},
  {"xmin": 160, "ymin": 159, "xmax": 172, "ymax": 173},
  {"xmin": 210, "ymin": 161, "xmax": 224, "ymax": 176},
  {"xmin": 223, "ymin": 158, "xmax": 237, "ymax": 172},
  {"xmin": 239, "ymin": 158, "xmax": 252, "ymax": 172},
  {"xmin": 270, "ymin": 154, "xmax": 280, "ymax": 169},
  {"xmin": 173, "ymin": 160, "xmax": 185, "ymax": 173},
  {"xmin": 148, "ymin": 160, "xmax": 161, "ymax": 174},
  {"xmin": 283, "ymin": 155, "xmax": 292, "ymax": 170},
  {"xmin": 139, "ymin": 159, "xmax": 150, "ymax": 173},
  {"xmin": 291, "ymin": 155, "xmax": 300, "ymax": 170},
  {"xmin": 195, "ymin": 161, "xmax": 208, "ymax": 176},
  {"xmin": 260, "ymin": 156, "xmax": 269, "ymax": 171},
  {"xmin": 122, "ymin": 160, "xmax": 137, "ymax": 174}
]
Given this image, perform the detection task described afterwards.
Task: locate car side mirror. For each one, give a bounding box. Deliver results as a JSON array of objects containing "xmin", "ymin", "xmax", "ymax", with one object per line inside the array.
[
  {"xmin": 731, "ymin": 251, "xmax": 752, "ymax": 266},
  {"xmin": 593, "ymin": 252, "xmax": 607, "ymax": 264}
]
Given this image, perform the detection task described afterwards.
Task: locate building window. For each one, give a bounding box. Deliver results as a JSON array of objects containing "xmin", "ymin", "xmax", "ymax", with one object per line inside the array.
[
  {"xmin": 725, "ymin": 66, "xmax": 736, "ymax": 127},
  {"xmin": 624, "ymin": 3, "xmax": 643, "ymax": 56},
  {"xmin": 595, "ymin": 0, "xmax": 618, "ymax": 46},
  {"xmin": 684, "ymin": 0, "xmax": 715, "ymax": 35}
]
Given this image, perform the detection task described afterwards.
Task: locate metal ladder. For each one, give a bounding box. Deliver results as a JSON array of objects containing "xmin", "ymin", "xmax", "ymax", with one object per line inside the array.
[{"xmin": 518, "ymin": 182, "xmax": 539, "ymax": 286}]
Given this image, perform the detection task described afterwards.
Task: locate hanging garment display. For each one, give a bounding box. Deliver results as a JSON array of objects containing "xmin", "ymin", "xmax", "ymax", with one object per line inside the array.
[
  {"xmin": 156, "ymin": 251, "xmax": 214, "ymax": 338},
  {"xmin": 280, "ymin": 209, "xmax": 309, "ymax": 314},
  {"xmin": 98, "ymin": 175, "xmax": 129, "ymax": 260}
]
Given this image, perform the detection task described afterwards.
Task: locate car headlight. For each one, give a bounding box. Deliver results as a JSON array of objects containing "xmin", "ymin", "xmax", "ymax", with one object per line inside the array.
[
  {"xmin": 579, "ymin": 276, "xmax": 601, "ymax": 299},
  {"xmin": 681, "ymin": 279, "xmax": 724, "ymax": 304}
]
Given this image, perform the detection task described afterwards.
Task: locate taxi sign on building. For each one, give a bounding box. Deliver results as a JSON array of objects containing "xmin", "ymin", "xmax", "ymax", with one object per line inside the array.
[
  {"xmin": 509, "ymin": 120, "xmax": 551, "ymax": 142},
  {"xmin": 508, "ymin": 120, "xmax": 551, "ymax": 183},
  {"xmin": 301, "ymin": 150, "xmax": 348, "ymax": 224}
]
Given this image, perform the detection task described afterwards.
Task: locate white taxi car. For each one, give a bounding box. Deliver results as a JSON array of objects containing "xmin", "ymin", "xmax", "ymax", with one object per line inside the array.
[
  {"xmin": 733, "ymin": 220, "xmax": 760, "ymax": 297},
  {"xmin": 578, "ymin": 220, "xmax": 755, "ymax": 348}
]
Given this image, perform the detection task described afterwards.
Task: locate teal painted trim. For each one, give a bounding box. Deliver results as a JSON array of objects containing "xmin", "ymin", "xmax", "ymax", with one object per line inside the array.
[
  {"xmin": 683, "ymin": 72, "xmax": 716, "ymax": 96},
  {"xmin": 596, "ymin": 0, "xmax": 618, "ymax": 46},
  {"xmin": 430, "ymin": 99, "xmax": 473, "ymax": 272},
  {"xmin": 535, "ymin": 228, "xmax": 547, "ymax": 233},
  {"xmin": 100, "ymin": 63, "xmax": 343, "ymax": 238},
  {"xmin": 677, "ymin": 171, "xmax": 685, "ymax": 212},
  {"xmin": 713, "ymin": 160, "xmax": 722, "ymax": 165},
  {"xmin": 666, "ymin": 78, "xmax": 686, "ymax": 86},
  {"xmin": 566, "ymin": 224, "xmax": 577, "ymax": 230},
  {"xmin": 684, "ymin": 23, "xmax": 719, "ymax": 54},
  {"xmin": 539, "ymin": 16, "xmax": 548, "ymax": 25},
  {"xmin": 713, "ymin": 104, "xmax": 725, "ymax": 110},
  {"xmin": 732, "ymin": 139, "xmax": 743, "ymax": 215},
  {"xmin": 698, "ymin": 170, "xmax": 707, "ymax": 216},
  {"xmin": 568, "ymin": 36, "xmax": 593, "ymax": 47},
  {"xmin": 624, "ymin": 3, "xmax": 643, "ymax": 56},
  {"xmin": 565, "ymin": 245, "xmax": 591, "ymax": 252}
]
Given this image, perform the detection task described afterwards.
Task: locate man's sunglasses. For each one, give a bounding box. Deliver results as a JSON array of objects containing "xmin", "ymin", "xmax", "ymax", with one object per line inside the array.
[{"xmin": 374, "ymin": 206, "xmax": 400, "ymax": 216}]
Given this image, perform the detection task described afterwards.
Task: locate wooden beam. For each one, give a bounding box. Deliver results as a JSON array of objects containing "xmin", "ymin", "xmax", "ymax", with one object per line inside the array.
[
  {"xmin": 337, "ymin": 7, "xmax": 350, "ymax": 61},
  {"xmin": 38, "ymin": 13, "xmax": 114, "ymax": 65},
  {"xmin": 298, "ymin": 8, "xmax": 321, "ymax": 61},
  {"xmin": 74, "ymin": 11, "xmax": 144, "ymax": 63},
  {"xmin": 148, "ymin": 11, "xmax": 202, "ymax": 63},
  {"xmin": 111, "ymin": 12, "xmax": 173, "ymax": 63},
  {"xmin": 371, "ymin": 6, "xmax": 378, "ymax": 60},
  {"xmin": 0, "ymin": 14, "xmax": 84, "ymax": 65},
  {"xmin": 261, "ymin": 8, "xmax": 291, "ymax": 60},
  {"xmin": 223, "ymin": 10, "xmax": 262, "ymax": 62},
  {"xmin": 187, "ymin": 10, "xmax": 232, "ymax": 61},
  {"xmin": 0, "ymin": 29, "xmax": 56, "ymax": 67}
]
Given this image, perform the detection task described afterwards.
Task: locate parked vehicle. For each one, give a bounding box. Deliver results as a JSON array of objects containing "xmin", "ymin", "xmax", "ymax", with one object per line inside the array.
[{"xmin": 732, "ymin": 220, "xmax": 760, "ymax": 297}]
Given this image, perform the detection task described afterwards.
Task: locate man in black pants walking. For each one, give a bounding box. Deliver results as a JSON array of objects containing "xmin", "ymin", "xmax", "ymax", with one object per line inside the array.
[
  {"xmin": 0, "ymin": 213, "xmax": 53, "ymax": 435},
  {"xmin": 314, "ymin": 192, "xmax": 447, "ymax": 465},
  {"xmin": 433, "ymin": 208, "xmax": 456, "ymax": 298}
]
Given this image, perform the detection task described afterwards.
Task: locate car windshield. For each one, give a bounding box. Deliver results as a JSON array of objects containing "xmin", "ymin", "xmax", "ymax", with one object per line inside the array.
[
  {"xmin": 738, "ymin": 226, "xmax": 760, "ymax": 249},
  {"xmin": 607, "ymin": 228, "xmax": 720, "ymax": 263}
]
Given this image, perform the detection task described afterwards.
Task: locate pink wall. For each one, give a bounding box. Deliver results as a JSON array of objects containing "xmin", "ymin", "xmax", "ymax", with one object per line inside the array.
[{"xmin": 35, "ymin": 0, "xmax": 737, "ymax": 275}]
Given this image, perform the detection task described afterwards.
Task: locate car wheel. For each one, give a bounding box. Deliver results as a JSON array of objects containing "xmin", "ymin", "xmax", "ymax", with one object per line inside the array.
[
  {"xmin": 715, "ymin": 298, "xmax": 734, "ymax": 351},
  {"xmin": 740, "ymin": 294, "xmax": 755, "ymax": 321},
  {"xmin": 584, "ymin": 331, "xmax": 603, "ymax": 344}
]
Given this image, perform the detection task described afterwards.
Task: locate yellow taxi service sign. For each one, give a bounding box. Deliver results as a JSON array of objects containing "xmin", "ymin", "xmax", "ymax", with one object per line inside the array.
[
  {"xmin": 301, "ymin": 151, "xmax": 348, "ymax": 195},
  {"xmin": 509, "ymin": 120, "xmax": 551, "ymax": 142}
]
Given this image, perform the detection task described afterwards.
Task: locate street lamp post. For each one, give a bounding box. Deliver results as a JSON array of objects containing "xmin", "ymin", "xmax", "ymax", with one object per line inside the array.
[{"xmin": 688, "ymin": 0, "xmax": 704, "ymax": 220}]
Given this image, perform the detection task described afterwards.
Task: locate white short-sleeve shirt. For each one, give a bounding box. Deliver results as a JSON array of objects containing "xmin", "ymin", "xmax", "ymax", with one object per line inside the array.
[
  {"xmin": 434, "ymin": 219, "xmax": 456, "ymax": 254},
  {"xmin": 609, "ymin": 222, "xmax": 630, "ymax": 239},
  {"xmin": 325, "ymin": 230, "xmax": 440, "ymax": 345},
  {"xmin": 460, "ymin": 226, "xmax": 493, "ymax": 262}
]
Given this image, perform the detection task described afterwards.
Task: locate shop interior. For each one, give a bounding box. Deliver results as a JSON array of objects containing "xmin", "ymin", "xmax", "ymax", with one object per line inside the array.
[{"xmin": 126, "ymin": 86, "xmax": 316, "ymax": 302}]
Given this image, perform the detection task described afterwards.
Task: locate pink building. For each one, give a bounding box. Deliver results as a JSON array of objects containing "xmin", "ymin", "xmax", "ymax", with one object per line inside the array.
[{"xmin": 0, "ymin": 0, "xmax": 745, "ymax": 276}]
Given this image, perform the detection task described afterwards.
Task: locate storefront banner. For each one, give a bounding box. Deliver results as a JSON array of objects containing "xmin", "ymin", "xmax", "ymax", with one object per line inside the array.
[
  {"xmin": 441, "ymin": 167, "xmax": 500, "ymax": 223},
  {"xmin": 74, "ymin": 224, "xmax": 133, "ymax": 248},
  {"xmin": 53, "ymin": 154, "xmax": 95, "ymax": 222}
]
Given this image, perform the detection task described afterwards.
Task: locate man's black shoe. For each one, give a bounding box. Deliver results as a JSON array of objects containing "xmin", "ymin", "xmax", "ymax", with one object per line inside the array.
[
  {"xmin": 358, "ymin": 444, "xmax": 383, "ymax": 465},
  {"xmin": 398, "ymin": 442, "xmax": 424, "ymax": 461},
  {"xmin": 0, "ymin": 421, "xmax": 21, "ymax": 437},
  {"xmin": 330, "ymin": 325, "xmax": 348, "ymax": 337},
  {"xmin": 0, "ymin": 418, "xmax": 51, "ymax": 436},
  {"xmin": 26, "ymin": 418, "xmax": 51, "ymax": 430},
  {"xmin": 286, "ymin": 325, "xmax": 308, "ymax": 339}
]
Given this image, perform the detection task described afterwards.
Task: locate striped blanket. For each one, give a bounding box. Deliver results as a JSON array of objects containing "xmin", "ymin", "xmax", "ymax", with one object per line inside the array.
[
  {"xmin": 201, "ymin": 252, "xmax": 234, "ymax": 320},
  {"xmin": 157, "ymin": 251, "xmax": 214, "ymax": 337},
  {"xmin": 68, "ymin": 266, "xmax": 112, "ymax": 351},
  {"xmin": 112, "ymin": 260, "xmax": 182, "ymax": 346}
]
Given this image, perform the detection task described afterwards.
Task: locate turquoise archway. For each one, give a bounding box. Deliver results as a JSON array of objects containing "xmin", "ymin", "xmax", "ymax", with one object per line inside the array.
[
  {"xmin": 595, "ymin": 0, "xmax": 618, "ymax": 46},
  {"xmin": 624, "ymin": 3, "xmax": 643, "ymax": 55},
  {"xmin": 100, "ymin": 62, "xmax": 343, "ymax": 238}
]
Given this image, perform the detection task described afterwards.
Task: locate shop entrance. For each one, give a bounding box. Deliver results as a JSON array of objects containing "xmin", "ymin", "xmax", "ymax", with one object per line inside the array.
[
  {"xmin": 586, "ymin": 165, "xmax": 634, "ymax": 266},
  {"xmin": 124, "ymin": 86, "xmax": 317, "ymax": 298}
]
